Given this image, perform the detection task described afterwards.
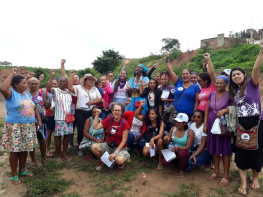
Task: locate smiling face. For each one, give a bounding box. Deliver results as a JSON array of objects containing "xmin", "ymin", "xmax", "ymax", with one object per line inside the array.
[
  {"xmin": 112, "ymin": 105, "xmax": 122, "ymax": 119},
  {"xmin": 59, "ymin": 77, "xmax": 68, "ymax": 89},
  {"xmin": 99, "ymin": 76, "xmax": 107, "ymax": 87},
  {"xmin": 190, "ymin": 74, "xmax": 198, "ymax": 84},
  {"xmin": 135, "ymin": 65, "xmax": 143, "ymax": 75},
  {"xmin": 119, "ymin": 70, "xmax": 127, "ymax": 81},
  {"xmin": 161, "ymin": 75, "xmax": 169, "ymax": 86},
  {"xmin": 181, "ymin": 69, "xmax": 191, "ymax": 82},
  {"xmin": 149, "ymin": 79, "xmax": 157, "ymax": 90},
  {"xmin": 215, "ymin": 78, "xmax": 227, "ymax": 91},
  {"xmin": 73, "ymin": 74, "xmax": 80, "ymax": 85},
  {"xmin": 148, "ymin": 109, "xmax": 158, "ymax": 122},
  {"xmin": 231, "ymin": 70, "xmax": 246, "ymax": 87},
  {"xmin": 107, "ymin": 72, "xmax": 114, "ymax": 82},
  {"xmin": 85, "ymin": 77, "xmax": 95, "ymax": 86},
  {"xmin": 52, "ymin": 79, "xmax": 58, "ymax": 88},
  {"xmin": 28, "ymin": 80, "xmax": 39, "ymax": 91}
]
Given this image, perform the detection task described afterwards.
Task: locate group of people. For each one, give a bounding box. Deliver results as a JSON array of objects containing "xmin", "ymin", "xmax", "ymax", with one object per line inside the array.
[{"xmin": 1, "ymin": 41, "xmax": 263, "ymax": 196}]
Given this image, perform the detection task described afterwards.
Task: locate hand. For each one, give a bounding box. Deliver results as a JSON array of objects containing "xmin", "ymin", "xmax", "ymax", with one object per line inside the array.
[
  {"xmin": 149, "ymin": 139, "xmax": 155, "ymax": 149},
  {"xmin": 190, "ymin": 155, "xmax": 196, "ymax": 164},
  {"xmin": 153, "ymin": 63, "xmax": 159, "ymax": 68},
  {"xmin": 141, "ymin": 100, "xmax": 146, "ymax": 106},
  {"xmin": 13, "ymin": 68, "xmax": 17, "ymax": 75},
  {"xmin": 164, "ymin": 54, "xmax": 169, "ymax": 60},
  {"xmin": 216, "ymin": 110, "xmax": 225, "ymax": 118},
  {"xmin": 39, "ymin": 74, "xmax": 44, "ymax": 81},
  {"xmin": 260, "ymin": 40, "xmax": 263, "ymax": 50},
  {"xmin": 86, "ymin": 101, "xmax": 93, "ymax": 106},
  {"xmin": 134, "ymin": 135, "xmax": 141, "ymax": 143},
  {"xmin": 109, "ymin": 153, "xmax": 116, "ymax": 162},
  {"xmin": 103, "ymin": 108, "xmax": 109, "ymax": 111},
  {"xmin": 70, "ymin": 70, "xmax": 75, "ymax": 76},
  {"xmin": 203, "ymin": 125, "xmax": 208, "ymax": 134},
  {"xmin": 37, "ymin": 121, "xmax": 43, "ymax": 130},
  {"xmin": 125, "ymin": 98, "xmax": 131, "ymax": 105},
  {"xmin": 203, "ymin": 53, "xmax": 211, "ymax": 60},
  {"xmin": 161, "ymin": 98, "xmax": 167, "ymax": 102},
  {"xmin": 124, "ymin": 59, "xmax": 130, "ymax": 65},
  {"xmin": 202, "ymin": 59, "xmax": 208, "ymax": 71},
  {"xmin": 171, "ymin": 145, "xmax": 177, "ymax": 152},
  {"xmin": 96, "ymin": 109, "xmax": 102, "ymax": 115},
  {"xmin": 50, "ymin": 69, "xmax": 55, "ymax": 76},
  {"xmin": 139, "ymin": 80, "xmax": 144, "ymax": 86},
  {"xmin": 61, "ymin": 59, "xmax": 66, "ymax": 64},
  {"xmin": 95, "ymin": 139, "xmax": 101, "ymax": 143}
]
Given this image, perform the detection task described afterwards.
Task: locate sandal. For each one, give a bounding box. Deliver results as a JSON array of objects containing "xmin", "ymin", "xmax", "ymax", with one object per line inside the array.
[
  {"xmin": 118, "ymin": 164, "xmax": 124, "ymax": 170},
  {"xmin": 218, "ymin": 178, "xmax": 229, "ymax": 187},
  {"xmin": 238, "ymin": 187, "xmax": 247, "ymax": 196},
  {"xmin": 56, "ymin": 158, "xmax": 63, "ymax": 163},
  {"xmin": 204, "ymin": 167, "xmax": 210, "ymax": 172},
  {"xmin": 30, "ymin": 162, "xmax": 36, "ymax": 169},
  {"xmin": 64, "ymin": 157, "xmax": 72, "ymax": 161},
  {"xmin": 10, "ymin": 175, "xmax": 21, "ymax": 185},
  {"xmin": 207, "ymin": 173, "xmax": 221, "ymax": 180},
  {"xmin": 177, "ymin": 173, "xmax": 185, "ymax": 178},
  {"xmin": 18, "ymin": 170, "xmax": 33, "ymax": 177},
  {"xmin": 41, "ymin": 160, "xmax": 48, "ymax": 165},
  {"xmin": 46, "ymin": 151, "xmax": 53, "ymax": 157},
  {"xmin": 250, "ymin": 177, "xmax": 260, "ymax": 190}
]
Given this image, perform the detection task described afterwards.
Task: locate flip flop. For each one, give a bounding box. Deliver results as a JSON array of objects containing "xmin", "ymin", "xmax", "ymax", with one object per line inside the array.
[
  {"xmin": 118, "ymin": 164, "xmax": 124, "ymax": 170},
  {"xmin": 41, "ymin": 160, "xmax": 48, "ymax": 165},
  {"xmin": 10, "ymin": 175, "xmax": 21, "ymax": 185},
  {"xmin": 250, "ymin": 177, "xmax": 260, "ymax": 190},
  {"xmin": 30, "ymin": 162, "xmax": 36, "ymax": 169},
  {"xmin": 218, "ymin": 178, "xmax": 229, "ymax": 187},
  {"xmin": 56, "ymin": 158, "xmax": 63, "ymax": 163},
  {"xmin": 207, "ymin": 173, "xmax": 221, "ymax": 180},
  {"xmin": 238, "ymin": 187, "xmax": 247, "ymax": 196},
  {"xmin": 46, "ymin": 151, "xmax": 53, "ymax": 157},
  {"xmin": 18, "ymin": 170, "xmax": 33, "ymax": 177},
  {"xmin": 177, "ymin": 173, "xmax": 185, "ymax": 178},
  {"xmin": 64, "ymin": 157, "xmax": 72, "ymax": 161}
]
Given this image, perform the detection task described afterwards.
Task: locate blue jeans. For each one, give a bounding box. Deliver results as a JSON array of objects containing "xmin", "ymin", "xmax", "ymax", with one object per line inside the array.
[
  {"xmin": 100, "ymin": 109, "xmax": 109, "ymax": 120},
  {"xmin": 127, "ymin": 133, "xmax": 149, "ymax": 150},
  {"xmin": 187, "ymin": 148, "xmax": 213, "ymax": 172}
]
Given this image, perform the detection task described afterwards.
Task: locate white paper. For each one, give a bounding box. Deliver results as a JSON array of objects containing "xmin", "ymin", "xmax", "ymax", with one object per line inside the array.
[
  {"xmin": 146, "ymin": 143, "xmax": 156, "ymax": 157},
  {"xmin": 51, "ymin": 99, "xmax": 55, "ymax": 108},
  {"xmin": 101, "ymin": 151, "xmax": 115, "ymax": 168},
  {"xmin": 161, "ymin": 90, "xmax": 170, "ymax": 99},
  {"xmin": 161, "ymin": 149, "xmax": 176, "ymax": 162},
  {"xmin": 80, "ymin": 95, "xmax": 90, "ymax": 109}
]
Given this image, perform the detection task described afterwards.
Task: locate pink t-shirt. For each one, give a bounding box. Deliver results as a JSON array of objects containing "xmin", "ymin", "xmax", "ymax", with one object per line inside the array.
[
  {"xmin": 102, "ymin": 82, "xmax": 113, "ymax": 108},
  {"xmin": 197, "ymin": 83, "xmax": 217, "ymax": 112}
]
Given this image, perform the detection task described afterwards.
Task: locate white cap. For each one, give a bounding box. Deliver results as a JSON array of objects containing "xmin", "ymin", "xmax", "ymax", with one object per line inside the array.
[{"xmin": 174, "ymin": 113, "xmax": 189, "ymax": 123}]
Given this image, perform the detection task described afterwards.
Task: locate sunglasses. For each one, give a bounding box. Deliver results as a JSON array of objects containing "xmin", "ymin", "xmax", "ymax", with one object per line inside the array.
[
  {"xmin": 113, "ymin": 109, "xmax": 121, "ymax": 112},
  {"xmin": 193, "ymin": 115, "xmax": 201, "ymax": 118},
  {"xmin": 108, "ymin": 75, "xmax": 114, "ymax": 77}
]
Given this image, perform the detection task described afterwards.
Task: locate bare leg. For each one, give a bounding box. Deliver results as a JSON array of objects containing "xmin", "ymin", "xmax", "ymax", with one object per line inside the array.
[
  {"xmin": 29, "ymin": 149, "xmax": 36, "ymax": 168},
  {"xmin": 39, "ymin": 139, "xmax": 47, "ymax": 164},
  {"xmin": 251, "ymin": 169, "xmax": 260, "ymax": 187},
  {"xmin": 156, "ymin": 138, "xmax": 164, "ymax": 169},
  {"xmin": 18, "ymin": 151, "xmax": 29, "ymax": 174},
  {"xmin": 238, "ymin": 168, "xmax": 248, "ymax": 190},
  {"xmin": 9, "ymin": 152, "xmax": 19, "ymax": 177},
  {"xmin": 222, "ymin": 155, "xmax": 230, "ymax": 180},
  {"xmin": 55, "ymin": 136, "xmax": 62, "ymax": 162},
  {"xmin": 91, "ymin": 144, "xmax": 102, "ymax": 159},
  {"xmin": 62, "ymin": 135, "xmax": 70, "ymax": 160},
  {"xmin": 46, "ymin": 129, "xmax": 54, "ymax": 154}
]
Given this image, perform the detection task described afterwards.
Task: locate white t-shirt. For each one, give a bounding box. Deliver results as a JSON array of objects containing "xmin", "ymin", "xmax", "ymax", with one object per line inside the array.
[
  {"xmin": 73, "ymin": 85, "xmax": 102, "ymax": 110},
  {"xmin": 148, "ymin": 92, "xmax": 155, "ymax": 106},
  {"xmin": 112, "ymin": 81, "xmax": 129, "ymax": 100},
  {"xmin": 52, "ymin": 88, "xmax": 72, "ymax": 121},
  {"xmin": 189, "ymin": 122, "xmax": 207, "ymax": 146},
  {"xmin": 130, "ymin": 117, "xmax": 143, "ymax": 136}
]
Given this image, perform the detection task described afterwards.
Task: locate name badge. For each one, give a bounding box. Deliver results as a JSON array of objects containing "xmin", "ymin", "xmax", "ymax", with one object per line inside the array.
[
  {"xmin": 178, "ymin": 87, "xmax": 183, "ymax": 91},
  {"xmin": 241, "ymin": 133, "xmax": 250, "ymax": 141}
]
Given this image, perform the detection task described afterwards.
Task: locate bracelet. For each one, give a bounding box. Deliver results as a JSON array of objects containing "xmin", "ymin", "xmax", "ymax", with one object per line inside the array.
[
  {"xmin": 174, "ymin": 145, "xmax": 177, "ymax": 150},
  {"xmin": 114, "ymin": 150, "xmax": 119, "ymax": 154},
  {"xmin": 165, "ymin": 59, "xmax": 169, "ymax": 63}
]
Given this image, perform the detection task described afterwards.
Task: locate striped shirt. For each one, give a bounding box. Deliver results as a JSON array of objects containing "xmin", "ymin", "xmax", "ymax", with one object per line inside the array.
[{"xmin": 53, "ymin": 88, "xmax": 72, "ymax": 121}]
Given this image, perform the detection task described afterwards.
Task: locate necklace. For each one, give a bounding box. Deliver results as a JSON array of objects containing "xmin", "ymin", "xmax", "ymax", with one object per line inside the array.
[{"xmin": 133, "ymin": 76, "xmax": 143, "ymax": 86}]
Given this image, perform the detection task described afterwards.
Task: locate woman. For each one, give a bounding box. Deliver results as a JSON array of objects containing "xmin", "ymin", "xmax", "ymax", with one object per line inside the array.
[
  {"xmin": 135, "ymin": 100, "xmax": 164, "ymax": 169},
  {"xmin": 99, "ymin": 75, "xmax": 113, "ymax": 119},
  {"xmin": 164, "ymin": 54, "xmax": 200, "ymax": 119},
  {"xmin": 203, "ymin": 75, "xmax": 232, "ymax": 187},
  {"xmin": 190, "ymin": 72, "xmax": 198, "ymax": 84},
  {"xmin": 126, "ymin": 64, "xmax": 149, "ymax": 114},
  {"xmin": 159, "ymin": 72, "xmax": 175, "ymax": 109},
  {"xmin": 112, "ymin": 70, "xmax": 129, "ymax": 105},
  {"xmin": 188, "ymin": 110, "xmax": 213, "ymax": 172},
  {"xmin": 139, "ymin": 78, "xmax": 163, "ymax": 115},
  {"xmin": 47, "ymin": 70, "xmax": 73, "ymax": 163},
  {"xmin": 229, "ymin": 41, "xmax": 263, "ymax": 195},
  {"xmin": 1, "ymin": 69, "xmax": 40, "ymax": 184},
  {"xmin": 27, "ymin": 77, "xmax": 50, "ymax": 167},
  {"xmin": 41, "ymin": 77, "xmax": 59, "ymax": 157},
  {"xmin": 68, "ymin": 70, "xmax": 102, "ymax": 156},
  {"xmin": 163, "ymin": 113, "xmax": 194, "ymax": 178},
  {"xmin": 82, "ymin": 106, "xmax": 105, "ymax": 161},
  {"xmin": 92, "ymin": 102, "xmax": 130, "ymax": 171}
]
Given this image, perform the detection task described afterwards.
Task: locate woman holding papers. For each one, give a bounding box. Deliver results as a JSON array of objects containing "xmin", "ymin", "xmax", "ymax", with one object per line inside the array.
[
  {"xmin": 92, "ymin": 102, "xmax": 130, "ymax": 171},
  {"xmin": 67, "ymin": 70, "xmax": 102, "ymax": 156},
  {"xmin": 188, "ymin": 110, "xmax": 213, "ymax": 172},
  {"xmin": 134, "ymin": 100, "xmax": 164, "ymax": 170},
  {"xmin": 159, "ymin": 72, "xmax": 175, "ymax": 110},
  {"xmin": 162, "ymin": 113, "xmax": 194, "ymax": 178}
]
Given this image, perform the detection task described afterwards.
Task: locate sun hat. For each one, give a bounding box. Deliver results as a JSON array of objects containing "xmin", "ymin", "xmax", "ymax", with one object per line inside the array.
[
  {"xmin": 174, "ymin": 113, "xmax": 189, "ymax": 123},
  {"xmin": 80, "ymin": 73, "xmax": 95, "ymax": 86}
]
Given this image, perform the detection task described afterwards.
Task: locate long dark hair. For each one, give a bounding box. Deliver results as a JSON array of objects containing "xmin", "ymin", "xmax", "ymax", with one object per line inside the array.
[
  {"xmin": 114, "ymin": 70, "xmax": 127, "ymax": 93},
  {"xmin": 199, "ymin": 72, "xmax": 211, "ymax": 87},
  {"xmin": 149, "ymin": 78, "xmax": 158, "ymax": 91},
  {"xmin": 145, "ymin": 108, "xmax": 162, "ymax": 130},
  {"xmin": 193, "ymin": 109, "xmax": 204, "ymax": 120},
  {"xmin": 228, "ymin": 67, "xmax": 248, "ymax": 101},
  {"xmin": 11, "ymin": 75, "xmax": 25, "ymax": 89}
]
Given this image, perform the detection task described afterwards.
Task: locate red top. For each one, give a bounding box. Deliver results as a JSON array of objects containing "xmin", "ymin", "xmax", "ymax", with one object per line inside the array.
[
  {"xmin": 101, "ymin": 117, "xmax": 130, "ymax": 147},
  {"xmin": 122, "ymin": 111, "xmax": 147, "ymax": 132},
  {"xmin": 39, "ymin": 88, "xmax": 53, "ymax": 117},
  {"xmin": 72, "ymin": 96, "xmax": 78, "ymax": 105}
]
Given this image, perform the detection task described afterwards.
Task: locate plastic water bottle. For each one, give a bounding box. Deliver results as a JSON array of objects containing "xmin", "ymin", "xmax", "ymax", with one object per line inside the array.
[
  {"xmin": 70, "ymin": 104, "xmax": 75, "ymax": 114},
  {"xmin": 168, "ymin": 142, "xmax": 173, "ymax": 150},
  {"xmin": 99, "ymin": 132, "xmax": 103, "ymax": 139},
  {"xmin": 219, "ymin": 116, "xmax": 227, "ymax": 125}
]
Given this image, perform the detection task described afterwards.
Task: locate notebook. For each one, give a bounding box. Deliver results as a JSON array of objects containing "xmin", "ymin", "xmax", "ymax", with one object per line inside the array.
[
  {"xmin": 146, "ymin": 143, "xmax": 156, "ymax": 157},
  {"xmin": 161, "ymin": 149, "xmax": 176, "ymax": 162},
  {"xmin": 101, "ymin": 151, "xmax": 115, "ymax": 168}
]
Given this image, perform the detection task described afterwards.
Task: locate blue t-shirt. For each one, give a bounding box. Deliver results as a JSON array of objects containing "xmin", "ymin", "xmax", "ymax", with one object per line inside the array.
[
  {"xmin": 173, "ymin": 78, "xmax": 201, "ymax": 114},
  {"xmin": 5, "ymin": 89, "xmax": 35, "ymax": 123},
  {"xmin": 96, "ymin": 87, "xmax": 103, "ymax": 96}
]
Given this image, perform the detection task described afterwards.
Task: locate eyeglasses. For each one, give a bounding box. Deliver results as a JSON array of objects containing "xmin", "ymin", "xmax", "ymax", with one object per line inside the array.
[
  {"xmin": 113, "ymin": 109, "xmax": 121, "ymax": 112},
  {"xmin": 193, "ymin": 115, "xmax": 201, "ymax": 118},
  {"xmin": 108, "ymin": 75, "xmax": 114, "ymax": 77}
]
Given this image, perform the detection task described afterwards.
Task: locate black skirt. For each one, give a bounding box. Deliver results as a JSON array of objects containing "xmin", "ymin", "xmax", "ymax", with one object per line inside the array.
[{"xmin": 234, "ymin": 117, "xmax": 263, "ymax": 172}]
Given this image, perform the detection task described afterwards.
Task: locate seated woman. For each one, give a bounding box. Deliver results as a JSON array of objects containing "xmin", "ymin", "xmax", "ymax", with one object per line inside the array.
[
  {"xmin": 188, "ymin": 110, "xmax": 213, "ymax": 172},
  {"xmin": 134, "ymin": 100, "xmax": 164, "ymax": 169},
  {"xmin": 82, "ymin": 106, "xmax": 105, "ymax": 161},
  {"xmin": 163, "ymin": 113, "xmax": 194, "ymax": 178},
  {"xmin": 92, "ymin": 102, "xmax": 130, "ymax": 171},
  {"xmin": 139, "ymin": 78, "xmax": 163, "ymax": 115},
  {"xmin": 122, "ymin": 101, "xmax": 147, "ymax": 150}
]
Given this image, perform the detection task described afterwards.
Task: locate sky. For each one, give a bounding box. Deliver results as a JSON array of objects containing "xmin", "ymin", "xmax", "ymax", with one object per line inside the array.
[{"xmin": 0, "ymin": 0, "xmax": 263, "ymax": 70}]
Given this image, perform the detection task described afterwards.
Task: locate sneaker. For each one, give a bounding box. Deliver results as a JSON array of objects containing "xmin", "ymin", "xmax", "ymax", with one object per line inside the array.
[{"xmin": 96, "ymin": 160, "xmax": 104, "ymax": 171}]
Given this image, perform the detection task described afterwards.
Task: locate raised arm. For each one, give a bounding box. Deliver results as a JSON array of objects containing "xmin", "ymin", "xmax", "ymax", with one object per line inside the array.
[
  {"xmin": 203, "ymin": 100, "xmax": 210, "ymax": 134},
  {"xmin": 43, "ymin": 92, "xmax": 51, "ymax": 109},
  {"xmin": 39, "ymin": 74, "xmax": 44, "ymax": 86},
  {"xmin": 0, "ymin": 68, "xmax": 16, "ymax": 100},
  {"xmin": 47, "ymin": 69, "xmax": 55, "ymax": 93},
  {"xmin": 147, "ymin": 63, "xmax": 158, "ymax": 79},
  {"xmin": 134, "ymin": 100, "xmax": 145, "ymax": 121},
  {"xmin": 122, "ymin": 59, "xmax": 130, "ymax": 70},
  {"xmin": 164, "ymin": 54, "xmax": 178, "ymax": 84},
  {"xmin": 61, "ymin": 59, "xmax": 67, "ymax": 77},
  {"xmin": 93, "ymin": 109, "xmax": 104, "ymax": 130},
  {"xmin": 68, "ymin": 70, "xmax": 76, "ymax": 94},
  {"xmin": 204, "ymin": 53, "xmax": 216, "ymax": 85},
  {"xmin": 251, "ymin": 40, "xmax": 263, "ymax": 85}
]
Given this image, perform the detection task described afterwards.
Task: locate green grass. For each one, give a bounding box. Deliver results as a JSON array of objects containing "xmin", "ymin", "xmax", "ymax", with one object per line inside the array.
[{"xmin": 166, "ymin": 182, "xmax": 202, "ymax": 197}]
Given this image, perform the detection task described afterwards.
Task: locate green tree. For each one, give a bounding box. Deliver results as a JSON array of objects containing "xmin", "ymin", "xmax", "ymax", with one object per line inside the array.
[
  {"xmin": 0, "ymin": 61, "xmax": 12, "ymax": 67},
  {"xmin": 161, "ymin": 38, "xmax": 181, "ymax": 53},
  {"xmin": 92, "ymin": 49, "xmax": 124, "ymax": 74}
]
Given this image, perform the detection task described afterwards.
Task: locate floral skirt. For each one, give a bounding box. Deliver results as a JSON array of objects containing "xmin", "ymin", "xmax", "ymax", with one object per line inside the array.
[
  {"xmin": 54, "ymin": 121, "xmax": 73, "ymax": 137},
  {"xmin": 1, "ymin": 122, "xmax": 38, "ymax": 152}
]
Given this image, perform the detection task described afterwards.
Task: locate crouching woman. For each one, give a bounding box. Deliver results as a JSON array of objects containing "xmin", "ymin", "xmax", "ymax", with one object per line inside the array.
[{"xmin": 92, "ymin": 102, "xmax": 130, "ymax": 171}]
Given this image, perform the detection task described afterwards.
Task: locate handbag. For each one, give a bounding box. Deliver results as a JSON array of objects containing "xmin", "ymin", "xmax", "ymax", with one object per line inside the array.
[
  {"xmin": 59, "ymin": 93, "xmax": 75, "ymax": 123},
  {"xmin": 79, "ymin": 129, "xmax": 97, "ymax": 149},
  {"xmin": 214, "ymin": 92, "xmax": 234, "ymax": 137}
]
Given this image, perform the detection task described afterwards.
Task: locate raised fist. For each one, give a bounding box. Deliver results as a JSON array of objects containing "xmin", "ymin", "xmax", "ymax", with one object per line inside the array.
[
  {"xmin": 61, "ymin": 59, "xmax": 66, "ymax": 64},
  {"xmin": 13, "ymin": 68, "xmax": 17, "ymax": 74},
  {"xmin": 27, "ymin": 72, "xmax": 35, "ymax": 78},
  {"xmin": 70, "ymin": 70, "xmax": 75, "ymax": 76},
  {"xmin": 139, "ymin": 80, "xmax": 144, "ymax": 85},
  {"xmin": 96, "ymin": 109, "xmax": 102, "ymax": 115},
  {"xmin": 164, "ymin": 54, "xmax": 169, "ymax": 60},
  {"xmin": 125, "ymin": 98, "xmax": 131, "ymax": 105},
  {"xmin": 124, "ymin": 59, "xmax": 130, "ymax": 65},
  {"xmin": 153, "ymin": 63, "xmax": 159, "ymax": 68},
  {"xmin": 260, "ymin": 40, "xmax": 263, "ymax": 50},
  {"xmin": 141, "ymin": 100, "xmax": 146, "ymax": 106},
  {"xmin": 203, "ymin": 53, "xmax": 211, "ymax": 60},
  {"xmin": 50, "ymin": 69, "xmax": 55, "ymax": 76},
  {"xmin": 39, "ymin": 74, "xmax": 44, "ymax": 81}
]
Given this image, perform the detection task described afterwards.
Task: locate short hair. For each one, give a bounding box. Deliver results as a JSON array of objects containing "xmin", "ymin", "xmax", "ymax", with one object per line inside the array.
[
  {"xmin": 59, "ymin": 76, "xmax": 68, "ymax": 82},
  {"xmin": 95, "ymin": 80, "xmax": 102, "ymax": 86},
  {"xmin": 106, "ymin": 71, "xmax": 114, "ymax": 76},
  {"xmin": 109, "ymin": 102, "xmax": 125, "ymax": 114},
  {"xmin": 198, "ymin": 72, "xmax": 211, "ymax": 87},
  {"xmin": 52, "ymin": 77, "xmax": 58, "ymax": 83},
  {"xmin": 11, "ymin": 75, "xmax": 25, "ymax": 89},
  {"xmin": 99, "ymin": 75, "xmax": 106, "ymax": 81},
  {"xmin": 73, "ymin": 74, "xmax": 80, "ymax": 78},
  {"xmin": 92, "ymin": 106, "xmax": 99, "ymax": 111}
]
